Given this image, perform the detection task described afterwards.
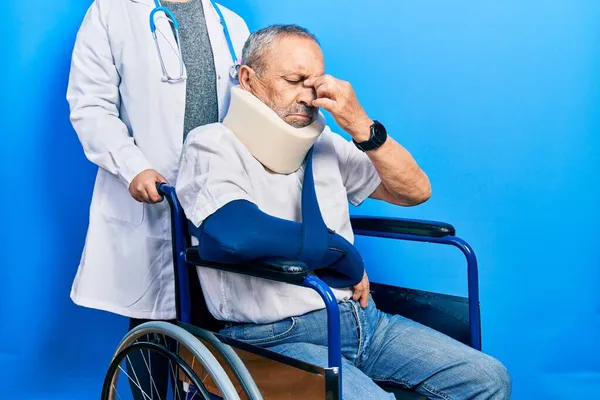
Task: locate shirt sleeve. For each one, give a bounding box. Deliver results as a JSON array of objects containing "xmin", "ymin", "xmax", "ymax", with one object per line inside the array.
[
  {"xmin": 329, "ymin": 130, "xmax": 382, "ymax": 206},
  {"xmin": 176, "ymin": 126, "xmax": 255, "ymax": 227},
  {"xmin": 66, "ymin": 0, "xmax": 154, "ymax": 185}
]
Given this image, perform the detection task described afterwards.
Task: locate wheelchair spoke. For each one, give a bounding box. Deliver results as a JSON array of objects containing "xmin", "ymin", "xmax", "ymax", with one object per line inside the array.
[
  {"xmin": 119, "ymin": 362, "xmax": 153, "ymax": 400},
  {"xmin": 169, "ymin": 356, "xmax": 183, "ymax": 400},
  {"xmin": 162, "ymin": 333, "xmax": 184, "ymax": 400},
  {"xmin": 146, "ymin": 344, "xmax": 152, "ymax": 398},
  {"xmin": 124, "ymin": 356, "xmax": 146, "ymax": 399},
  {"xmin": 201, "ymin": 370, "xmax": 210, "ymax": 386},
  {"xmin": 139, "ymin": 346, "xmax": 162, "ymax": 400},
  {"xmin": 111, "ymin": 384, "xmax": 123, "ymax": 400}
]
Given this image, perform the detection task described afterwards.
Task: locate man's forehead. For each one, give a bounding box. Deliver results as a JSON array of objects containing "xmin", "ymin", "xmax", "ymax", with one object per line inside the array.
[
  {"xmin": 266, "ymin": 36, "xmax": 323, "ymax": 74},
  {"xmin": 270, "ymin": 58, "xmax": 324, "ymax": 78},
  {"xmin": 279, "ymin": 63, "xmax": 322, "ymax": 76}
]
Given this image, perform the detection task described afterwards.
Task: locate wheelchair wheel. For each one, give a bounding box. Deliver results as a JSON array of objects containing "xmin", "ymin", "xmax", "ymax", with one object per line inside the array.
[{"xmin": 101, "ymin": 321, "xmax": 242, "ymax": 400}]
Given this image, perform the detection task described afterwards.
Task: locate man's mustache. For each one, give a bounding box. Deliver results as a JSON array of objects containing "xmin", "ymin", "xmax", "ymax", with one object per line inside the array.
[{"xmin": 285, "ymin": 104, "xmax": 316, "ymax": 118}]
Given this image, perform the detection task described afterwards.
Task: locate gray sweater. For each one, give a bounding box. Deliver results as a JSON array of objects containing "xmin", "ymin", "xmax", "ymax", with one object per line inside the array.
[{"xmin": 165, "ymin": 0, "xmax": 219, "ymax": 141}]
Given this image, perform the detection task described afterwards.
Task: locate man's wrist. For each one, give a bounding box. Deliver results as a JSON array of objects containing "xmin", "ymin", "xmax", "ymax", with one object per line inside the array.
[{"xmin": 349, "ymin": 117, "xmax": 373, "ymax": 142}]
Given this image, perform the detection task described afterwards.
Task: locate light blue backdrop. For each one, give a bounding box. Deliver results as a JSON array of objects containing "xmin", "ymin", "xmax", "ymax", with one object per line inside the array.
[{"xmin": 1, "ymin": 1, "xmax": 598, "ymax": 399}]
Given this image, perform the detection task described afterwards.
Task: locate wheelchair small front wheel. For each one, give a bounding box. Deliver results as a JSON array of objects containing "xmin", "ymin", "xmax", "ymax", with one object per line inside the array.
[{"xmin": 102, "ymin": 321, "xmax": 242, "ymax": 400}]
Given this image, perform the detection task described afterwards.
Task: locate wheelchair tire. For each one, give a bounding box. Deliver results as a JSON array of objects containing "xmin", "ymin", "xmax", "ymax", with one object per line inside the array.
[
  {"xmin": 104, "ymin": 321, "xmax": 243, "ymax": 400},
  {"xmin": 191, "ymin": 328, "xmax": 264, "ymax": 400}
]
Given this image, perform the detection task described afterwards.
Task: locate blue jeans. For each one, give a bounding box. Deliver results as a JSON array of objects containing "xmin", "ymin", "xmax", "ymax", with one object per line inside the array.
[{"xmin": 220, "ymin": 298, "xmax": 511, "ymax": 400}]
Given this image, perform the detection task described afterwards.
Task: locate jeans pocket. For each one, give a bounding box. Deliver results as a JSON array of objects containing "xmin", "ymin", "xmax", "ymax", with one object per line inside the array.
[{"xmin": 236, "ymin": 317, "xmax": 298, "ymax": 346}]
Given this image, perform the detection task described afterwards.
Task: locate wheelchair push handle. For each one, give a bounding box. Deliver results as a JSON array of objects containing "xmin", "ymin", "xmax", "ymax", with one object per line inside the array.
[
  {"xmin": 156, "ymin": 181, "xmax": 172, "ymax": 200},
  {"xmin": 156, "ymin": 182, "xmax": 181, "ymax": 214}
]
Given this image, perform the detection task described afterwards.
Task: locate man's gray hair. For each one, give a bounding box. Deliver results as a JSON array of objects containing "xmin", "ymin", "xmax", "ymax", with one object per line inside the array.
[{"xmin": 241, "ymin": 24, "xmax": 319, "ymax": 75}]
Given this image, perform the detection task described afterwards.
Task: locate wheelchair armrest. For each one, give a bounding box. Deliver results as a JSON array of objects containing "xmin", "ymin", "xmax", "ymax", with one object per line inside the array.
[
  {"xmin": 351, "ymin": 215, "xmax": 483, "ymax": 350},
  {"xmin": 351, "ymin": 216, "xmax": 455, "ymax": 238},
  {"xmin": 186, "ymin": 247, "xmax": 344, "ymax": 371},
  {"xmin": 186, "ymin": 247, "xmax": 310, "ymax": 284}
]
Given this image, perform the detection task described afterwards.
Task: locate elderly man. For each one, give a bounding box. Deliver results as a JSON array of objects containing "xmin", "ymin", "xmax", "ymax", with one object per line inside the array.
[{"xmin": 176, "ymin": 24, "xmax": 511, "ymax": 400}]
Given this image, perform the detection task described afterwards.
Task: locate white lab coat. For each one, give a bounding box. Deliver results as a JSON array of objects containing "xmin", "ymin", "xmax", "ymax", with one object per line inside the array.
[{"xmin": 66, "ymin": 0, "xmax": 250, "ymax": 319}]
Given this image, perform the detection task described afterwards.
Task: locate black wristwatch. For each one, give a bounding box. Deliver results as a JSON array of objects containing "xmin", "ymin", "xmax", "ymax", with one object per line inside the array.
[{"xmin": 353, "ymin": 120, "xmax": 387, "ymax": 152}]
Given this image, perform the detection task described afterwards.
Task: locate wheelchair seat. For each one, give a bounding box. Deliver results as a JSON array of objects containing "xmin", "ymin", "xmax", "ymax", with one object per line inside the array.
[{"xmin": 183, "ymin": 247, "xmax": 473, "ymax": 399}]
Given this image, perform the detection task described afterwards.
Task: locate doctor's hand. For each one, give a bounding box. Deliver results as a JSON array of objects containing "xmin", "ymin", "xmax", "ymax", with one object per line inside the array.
[
  {"xmin": 304, "ymin": 75, "xmax": 373, "ymax": 142},
  {"xmin": 129, "ymin": 169, "xmax": 168, "ymax": 203},
  {"xmin": 352, "ymin": 271, "xmax": 370, "ymax": 308}
]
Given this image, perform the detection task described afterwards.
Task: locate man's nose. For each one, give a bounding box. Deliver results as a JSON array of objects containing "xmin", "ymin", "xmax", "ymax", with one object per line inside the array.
[{"xmin": 297, "ymin": 85, "xmax": 317, "ymax": 107}]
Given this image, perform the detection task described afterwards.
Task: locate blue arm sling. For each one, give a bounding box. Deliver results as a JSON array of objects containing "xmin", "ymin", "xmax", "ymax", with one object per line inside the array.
[{"xmin": 189, "ymin": 148, "xmax": 365, "ymax": 288}]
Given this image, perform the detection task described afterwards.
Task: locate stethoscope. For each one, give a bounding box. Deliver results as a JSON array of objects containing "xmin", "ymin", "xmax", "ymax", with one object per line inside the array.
[{"xmin": 149, "ymin": 0, "xmax": 239, "ymax": 83}]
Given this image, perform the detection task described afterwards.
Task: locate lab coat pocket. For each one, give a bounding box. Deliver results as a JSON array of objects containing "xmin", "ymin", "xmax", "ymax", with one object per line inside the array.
[{"xmin": 99, "ymin": 172, "xmax": 145, "ymax": 225}]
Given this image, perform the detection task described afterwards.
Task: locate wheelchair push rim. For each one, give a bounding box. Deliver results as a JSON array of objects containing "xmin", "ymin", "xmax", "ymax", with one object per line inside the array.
[{"xmin": 102, "ymin": 321, "xmax": 243, "ymax": 400}]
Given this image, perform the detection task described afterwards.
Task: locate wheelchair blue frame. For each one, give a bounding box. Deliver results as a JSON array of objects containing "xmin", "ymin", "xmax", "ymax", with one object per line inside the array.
[
  {"xmin": 157, "ymin": 183, "xmax": 482, "ymax": 399},
  {"xmin": 351, "ymin": 223, "xmax": 482, "ymax": 351}
]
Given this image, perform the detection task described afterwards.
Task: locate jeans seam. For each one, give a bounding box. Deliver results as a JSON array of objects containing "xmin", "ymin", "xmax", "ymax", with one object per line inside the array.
[
  {"xmin": 371, "ymin": 377, "xmax": 455, "ymax": 400},
  {"xmin": 371, "ymin": 377, "xmax": 411, "ymax": 389},
  {"xmin": 420, "ymin": 382, "xmax": 454, "ymax": 400},
  {"xmin": 239, "ymin": 317, "xmax": 298, "ymax": 345},
  {"xmin": 350, "ymin": 301, "xmax": 363, "ymax": 364}
]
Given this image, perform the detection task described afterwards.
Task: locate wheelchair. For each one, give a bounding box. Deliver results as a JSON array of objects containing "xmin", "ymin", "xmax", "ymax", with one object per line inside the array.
[{"xmin": 100, "ymin": 183, "xmax": 482, "ymax": 400}]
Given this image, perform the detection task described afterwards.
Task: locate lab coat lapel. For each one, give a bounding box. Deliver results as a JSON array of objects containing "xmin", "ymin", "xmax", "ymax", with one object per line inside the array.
[
  {"xmin": 131, "ymin": 0, "xmax": 183, "ymax": 76},
  {"xmin": 131, "ymin": 0, "xmax": 230, "ymax": 118}
]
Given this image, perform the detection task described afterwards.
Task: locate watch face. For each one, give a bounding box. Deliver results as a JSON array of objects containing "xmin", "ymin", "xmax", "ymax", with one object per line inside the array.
[
  {"xmin": 372, "ymin": 121, "xmax": 387, "ymax": 144},
  {"xmin": 373, "ymin": 121, "xmax": 385, "ymax": 136}
]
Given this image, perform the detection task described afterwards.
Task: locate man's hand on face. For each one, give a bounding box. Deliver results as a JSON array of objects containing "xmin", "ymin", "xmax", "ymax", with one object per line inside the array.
[
  {"xmin": 352, "ymin": 271, "xmax": 370, "ymax": 308},
  {"xmin": 304, "ymin": 75, "xmax": 373, "ymax": 142}
]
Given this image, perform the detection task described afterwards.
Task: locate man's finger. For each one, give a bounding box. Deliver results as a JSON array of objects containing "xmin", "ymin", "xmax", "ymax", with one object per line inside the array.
[
  {"xmin": 314, "ymin": 83, "xmax": 337, "ymax": 101},
  {"xmin": 130, "ymin": 185, "xmax": 144, "ymax": 202},
  {"xmin": 305, "ymin": 74, "xmax": 336, "ymax": 89},
  {"xmin": 139, "ymin": 186, "xmax": 152, "ymax": 203},
  {"xmin": 312, "ymin": 98, "xmax": 336, "ymax": 111},
  {"xmin": 314, "ymin": 76, "xmax": 338, "ymax": 93},
  {"xmin": 304, "ymin": 75, "xmax": 327, "ymax": 87},
  {"xmin": 146, "ymin": 182, "xmax": 163, "ymax": 203},
  {"xmin": 360, "ymin": 292, "xmax": 369, "ymax": 308},
  {"xmin": 156, "ymin": 173, "xmax": 168, "ymax": 184},
  {"xmin": 303, "ymin": 77, "xmax": 316, "ymax": 87},
  {"xmin": 131, "ymin": 192, "xmax": 144, "ymax": 202}
]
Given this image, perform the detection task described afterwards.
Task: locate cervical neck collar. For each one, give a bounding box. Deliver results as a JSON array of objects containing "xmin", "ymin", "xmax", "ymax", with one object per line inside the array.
[{"xmin": 223, "ymin": 85, "xmax": 325, "ymax": 174}]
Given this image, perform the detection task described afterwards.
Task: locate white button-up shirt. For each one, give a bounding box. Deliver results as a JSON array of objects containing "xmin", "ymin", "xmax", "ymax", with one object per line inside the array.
[{"xmin": 176, "ymin": 123, "xmax": 382, "ymax": 324}]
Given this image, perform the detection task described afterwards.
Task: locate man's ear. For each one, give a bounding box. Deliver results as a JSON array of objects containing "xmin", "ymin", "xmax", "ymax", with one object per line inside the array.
[{"xmin": 238, "ymin": 65, "xmax": 255, "ymax": 92}]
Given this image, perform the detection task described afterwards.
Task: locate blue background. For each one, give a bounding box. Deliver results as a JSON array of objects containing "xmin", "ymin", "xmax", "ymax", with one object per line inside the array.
[{"xmin": 2, "ymin": 0, "xmax": 599, "ymax": 398}]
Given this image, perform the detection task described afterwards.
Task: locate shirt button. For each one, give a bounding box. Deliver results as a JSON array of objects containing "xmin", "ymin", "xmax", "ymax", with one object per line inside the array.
[{"xmin": 217, "ymin": 75, "xmax": 221, "ymax": 80}]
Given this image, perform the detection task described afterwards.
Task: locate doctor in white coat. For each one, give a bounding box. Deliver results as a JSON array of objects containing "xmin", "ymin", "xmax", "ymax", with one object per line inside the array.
[{"xmin": 66, "ymin": 0, "xmax": 249, "ymax": 397}]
